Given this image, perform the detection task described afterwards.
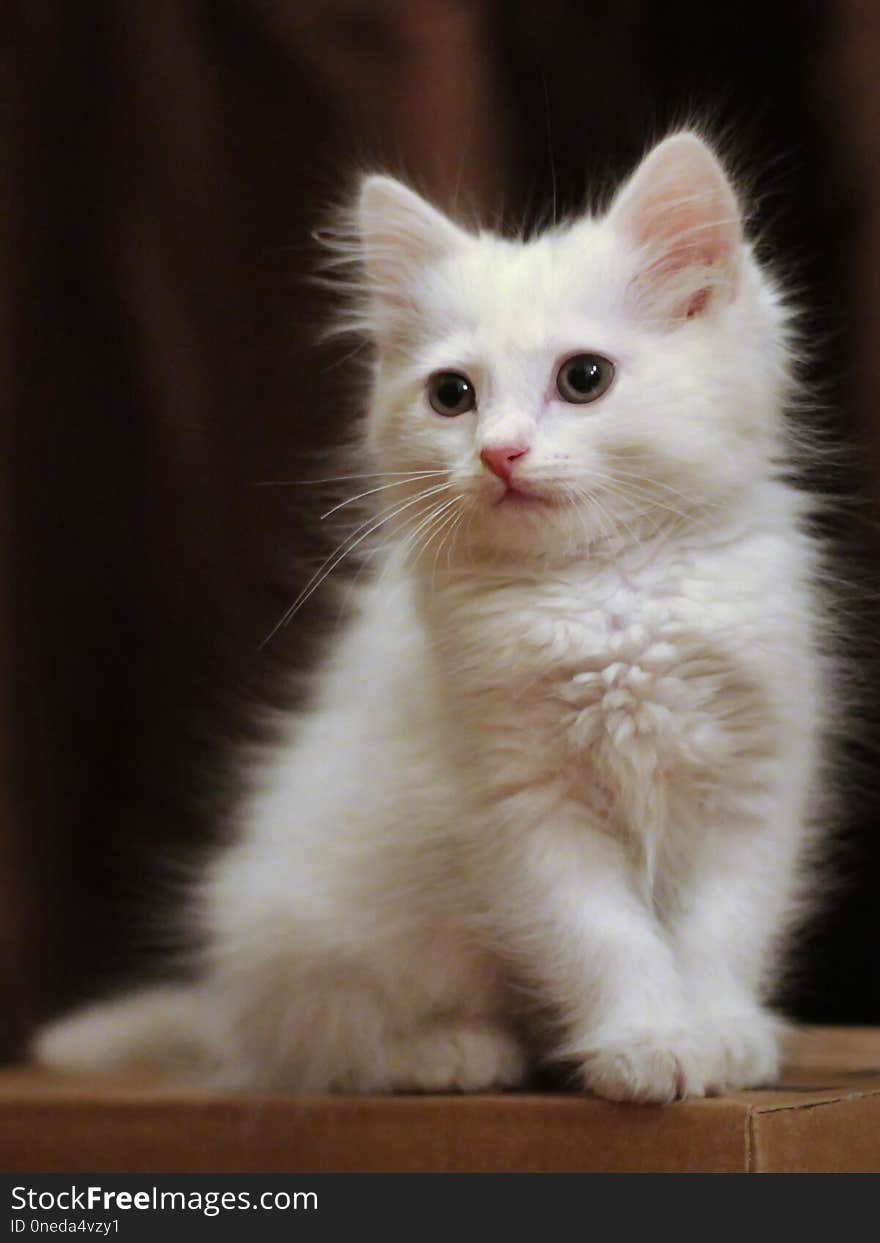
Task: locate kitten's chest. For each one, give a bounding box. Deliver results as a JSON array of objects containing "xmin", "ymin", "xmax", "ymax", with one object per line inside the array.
[
  {"xmin": 440, "ymin": 559, "xmax": 723, "ymax": 694},
  {"xmin": 429, "ymin": 559, "xmax": 756, "ymax": 794}
]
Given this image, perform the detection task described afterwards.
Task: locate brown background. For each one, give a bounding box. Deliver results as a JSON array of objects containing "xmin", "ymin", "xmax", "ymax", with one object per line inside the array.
[{"xmin": 2, "ymin": 0, "xmax": 879, "ymax": 1061}]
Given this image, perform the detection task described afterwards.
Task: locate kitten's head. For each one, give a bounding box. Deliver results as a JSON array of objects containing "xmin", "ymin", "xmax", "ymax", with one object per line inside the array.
[{"xmin": 347, "ymin": 133, "xmax": 793, "ymax": 561}]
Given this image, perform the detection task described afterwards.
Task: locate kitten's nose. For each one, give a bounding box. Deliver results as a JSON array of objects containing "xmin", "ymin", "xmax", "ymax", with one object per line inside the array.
[{"xmin": 480, "ymin": 444, "xmax": 529, "ymax": 483}]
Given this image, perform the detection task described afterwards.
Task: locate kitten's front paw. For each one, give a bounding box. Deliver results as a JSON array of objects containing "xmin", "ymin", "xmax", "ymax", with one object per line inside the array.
[
  {"xmin": 388, "ymin": 1022, "xmax": 527, "ymax": 1093},
  {"xmin": 699, "ymin": 1008, "xmax": 781, "ymax": 1094},
  {"xmin": 577, "ymin": 1030, "xmax": 706, "ymax": 1104}
]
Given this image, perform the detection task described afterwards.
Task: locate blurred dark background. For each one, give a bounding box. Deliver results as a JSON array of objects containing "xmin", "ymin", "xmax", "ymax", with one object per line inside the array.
[{"xmin": 2, "ymin": 0, "xmax": 879, "ymax": 1060}]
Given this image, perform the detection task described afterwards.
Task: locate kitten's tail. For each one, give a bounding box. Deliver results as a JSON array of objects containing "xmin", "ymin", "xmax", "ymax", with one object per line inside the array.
[{"xmin": 32, "ymin": 984, "xmax": 216, "ymax": 1077}]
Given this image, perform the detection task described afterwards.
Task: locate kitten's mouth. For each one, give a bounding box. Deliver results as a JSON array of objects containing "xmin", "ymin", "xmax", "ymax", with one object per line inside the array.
[{"xmin": 494, "ymin": 485, "xmax": 550, "ymax": 508}]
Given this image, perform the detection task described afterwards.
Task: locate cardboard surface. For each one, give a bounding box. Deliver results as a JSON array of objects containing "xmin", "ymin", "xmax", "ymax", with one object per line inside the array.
[{"xmin": 2, "ymin": 1027, "xmax": 879, "ymax": 1173}]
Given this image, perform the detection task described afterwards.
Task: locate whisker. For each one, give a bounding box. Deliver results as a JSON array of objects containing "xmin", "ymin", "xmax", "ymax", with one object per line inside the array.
[
  {"xmin": 256, "ymin": 470, "xmax": 448, "ymax": 488},
  {"xmin": 569, "ymin": 480, "xmax": 639, "ymax": 554},
  {"xmin": 411, "ymin": 501, "xmax": 461, "ymax": 587},
  {"xmin": 391, "ymin": 495, "xmax": 461, "ymax": 580},
  {"xmin": 431, "ymin": 507, "xmax": 464, "ymax": 592},
  {"xmin": 320, "ymin": 472, "xmax": 452, "ymax": 520},
  {"xmin": 599, "ymin": 466, "xmax": 724, "ymax": 510},
  {"xmin": 260, "ymin": 482, "xmax": 454, "ymax": 646},
  {"xmin": 369, "ymin": 496, "xmax": 461, "ymax": 606},
  {"xmin": 561, "ymin": 482, "xmax": 594, "ymax": 555},
  {"xmin": 588, "ymin": 477, "xmax": 693, "ymax": 526},
  {"xmin": 406, "ymin": 498, "xmax": 463, "ymax": 579},
  {"xmin": 338, "ymin": 480, "xmax": 456, "ymax": 548}
]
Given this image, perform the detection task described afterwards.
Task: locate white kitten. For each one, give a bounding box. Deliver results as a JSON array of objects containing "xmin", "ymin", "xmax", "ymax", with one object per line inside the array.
[{"xmin": 35, "ymin": 133, "xmax": 829, "ymax": 1103}]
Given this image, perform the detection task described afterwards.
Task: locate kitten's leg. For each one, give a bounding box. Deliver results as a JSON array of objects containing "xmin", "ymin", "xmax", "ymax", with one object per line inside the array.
[
  {"xmin": 377, "ymin": 1020, "xmax": 526, "ymax": 1093},
  {"xmin": 208, "ymin": 954, "xmax": 526, "ymax": 1095},
  {"xmin": 670, "ymin": 821, "xmax": 803, "ymax": 1093},
  {"xmin": 230, "ymin": 1005, "xmax": 526, "ymax": 1095},
  {"xmin": 495, "ymin": 815, "xmax": 703, "ymax": 1103}
]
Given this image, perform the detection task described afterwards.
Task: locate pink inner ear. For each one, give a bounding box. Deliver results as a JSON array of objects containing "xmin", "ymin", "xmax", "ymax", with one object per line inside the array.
[
  {"xmin": 358, "ymin": 176, "xmax": 465, "ymax": 320},
  {"xmin": 610, "ymin": 135, "xmax": 742, "ymax": 317},
  {"xmin": 640, "ymin": 188, "xmax": 737, "ymax": 277},
  {"xmin": 687, "ymin": 287, "xmax": 710, "ymax": 317}
]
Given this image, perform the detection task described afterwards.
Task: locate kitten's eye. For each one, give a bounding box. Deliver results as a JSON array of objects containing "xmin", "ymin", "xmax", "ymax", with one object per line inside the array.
[
  {"xmin": 428, "ymin": 371, "xmax": 476, "ymax": 417},
  {"xmin": 556, "ymin": 354, "xmax": 615, "ymax": 405}
]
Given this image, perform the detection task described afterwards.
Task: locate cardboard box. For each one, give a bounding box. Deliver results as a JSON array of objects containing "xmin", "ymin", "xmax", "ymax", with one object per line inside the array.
[{"xmin": 2, "ymin": 1027, "xmax": 878, "ymax": 1173}]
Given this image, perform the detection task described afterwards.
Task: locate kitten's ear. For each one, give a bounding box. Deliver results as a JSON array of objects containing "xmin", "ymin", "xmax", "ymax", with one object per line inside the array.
[
  {"xmin": 358, "ymin": 176, "xmax": 465, "ymax": 318},
  {"xmin": 608, "ymin": 133, "xmax": 742, "ymax": 321}
]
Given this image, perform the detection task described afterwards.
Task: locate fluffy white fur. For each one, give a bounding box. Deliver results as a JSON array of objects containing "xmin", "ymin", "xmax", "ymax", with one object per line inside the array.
[{"xmin": 35, "ymin": 134, "xmax": 828, "ymax": 1103}]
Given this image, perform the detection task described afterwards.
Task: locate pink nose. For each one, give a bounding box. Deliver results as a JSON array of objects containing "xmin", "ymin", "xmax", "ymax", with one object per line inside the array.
[{"xmin": 480, "ymin": 444, "xmax": 529, "ymax": 483}]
